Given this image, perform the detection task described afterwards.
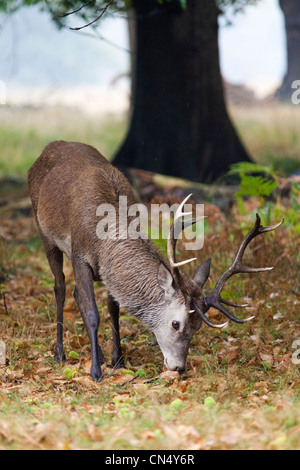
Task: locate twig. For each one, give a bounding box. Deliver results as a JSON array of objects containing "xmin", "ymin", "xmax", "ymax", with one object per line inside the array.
[
  {"xmin": 70, "ymin": 0, "xmax": 114, "ymax": 31},
  {"xmin": 60, "ymin": 0, "xmax": 96, "ymax": 18},
  {"xmin": 75, "ymin": 29, "xmax": 132, "ymax": 54}
]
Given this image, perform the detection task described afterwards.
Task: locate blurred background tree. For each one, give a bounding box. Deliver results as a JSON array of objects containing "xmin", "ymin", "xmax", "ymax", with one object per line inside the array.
[
  {"xmin": 0, "ymin": 0, "xmax": 273, "ymax": 183},
  {"xmin": 113, "ymin": 0, "xmax": 254, "ymax": 182},
  {"xmin": 276, "ymin": 0, "xmax": 300, "ymax": 100}
]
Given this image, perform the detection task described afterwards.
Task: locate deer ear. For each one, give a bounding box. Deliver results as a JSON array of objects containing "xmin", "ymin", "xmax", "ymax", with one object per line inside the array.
[
  {"xmin": 193, "ymin": 258, "xmax": 211, "ymax": 290},
  {"xmin": 158, "ymin": 263, "xmax": 175, "ymax": 296}
]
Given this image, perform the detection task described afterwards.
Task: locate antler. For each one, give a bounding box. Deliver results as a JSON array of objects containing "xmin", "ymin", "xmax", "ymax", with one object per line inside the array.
[
  {"xmin": 197, "ymin": 213, "xmax": 284, "ymax": 327},
  {"xmin": 167, "ymin": 194, "xmax": 204, "ymax": 290},
  {"xmin": 167, "ymin": 198, "xmax": 284, "ymax": 329}
]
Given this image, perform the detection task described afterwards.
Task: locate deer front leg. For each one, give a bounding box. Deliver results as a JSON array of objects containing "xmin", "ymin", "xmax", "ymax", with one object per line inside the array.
[
  {"xmin": 72, "ymin": 260, "xmax": 104, "ymax": 382},
  {"xmin": 107, "ymin": 294, "xmax": 125, "ymax": 369},
  {"xmin": 74, "ymin": 286, "xmax": 105, "ymax": 366}
]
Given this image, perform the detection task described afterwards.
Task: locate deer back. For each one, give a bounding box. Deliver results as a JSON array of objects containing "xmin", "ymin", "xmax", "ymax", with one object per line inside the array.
[{"xmin": 28, "ymin": 140, "xmax": 137, "ymax": 251}]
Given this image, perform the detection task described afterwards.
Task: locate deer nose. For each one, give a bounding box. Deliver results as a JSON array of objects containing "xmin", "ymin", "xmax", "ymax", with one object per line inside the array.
[{"xmin": 165, "ymin": 358, "xmax": 185, "ymax": 374}]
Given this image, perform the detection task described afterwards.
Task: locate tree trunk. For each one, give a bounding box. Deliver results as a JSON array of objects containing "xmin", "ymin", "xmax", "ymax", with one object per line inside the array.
[
  {"xmin": 112, "ymin": 0, "xmax": 250, "ymax": 183},
  {"xmin": 277, "ymin": 0, "xmax": 300, "ymax": 101},
  {"xmin": 127, "ymin": 8, "xmax": 136, "ymax": 114}
]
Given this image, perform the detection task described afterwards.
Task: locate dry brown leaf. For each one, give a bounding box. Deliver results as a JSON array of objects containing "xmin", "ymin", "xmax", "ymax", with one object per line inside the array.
[
  {"xmin": 188, "ymin": 355, "xmax": 204, "ymax": 364},
  {"xmin": 141, "ymin": 430, "xmax": 156, "ymax": 440},
  {"xmin": 106, "ymin": 373, "xmax": 134, "ymax": 385},
  {"xmin": 63, "ymin": 300, "xmax": 77, "ymax": 312},
  {"xmin": 70, "ymin": 376, "xmax": 99, "ymax": 388},
  {"xmin": 63, "ymin": 311, "xmax": 76, "ymax": 320},
  {"xmin": 158, "ymin": 370, "xmax": 180, "ymax": 381},
  {"xmin": 258, "ymin": 351, "xmax": 273, "ymax": 364},
  {"xmin": 36, "ymin": 367, "xmax": 53, "ymax": 375},
  {"xmin": 227, "ymin": 347, "xmax": 239, "ymax": 363}
]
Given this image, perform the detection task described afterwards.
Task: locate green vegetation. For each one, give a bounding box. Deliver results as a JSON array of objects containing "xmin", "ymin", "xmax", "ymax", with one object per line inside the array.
[
  {"xmin": 228, "ymin": 161, "xmax": 300, "ymax": 234},
  {"xmin": 228, "ymin": 103, "xmax": 300, "ymax": 176},
  {"xmin": 1, "ymin": 103, "xmax": 300, "ymax": 180},
  {"xmin": 0, "ymin": 108, "xmax": 127, "ymax": 179}
]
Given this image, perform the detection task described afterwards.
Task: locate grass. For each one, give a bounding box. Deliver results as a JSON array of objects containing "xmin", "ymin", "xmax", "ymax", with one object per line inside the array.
[
  {"xmin": 0, "ymin": 195, "xmax": 299, "ymax": 449},
  {"xmin": 228, "ymin": 102, "xmax": 300, "ymax": 176},
  {"xmin": 0, "ymin": 106, "xmax": 127, "ymax": 179},
  {"xmin": 0, "ymin": 102, "xmax": 299, "ymax": 449},
  {"xmin": 0, "ymin": 101, "xmax": 300, "ymax": 180}
]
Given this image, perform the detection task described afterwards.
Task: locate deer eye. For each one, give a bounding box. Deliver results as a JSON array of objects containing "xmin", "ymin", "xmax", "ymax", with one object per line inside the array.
[{"xmin": 172, "ymin": 320, "xmax": 180, "ymax": 330}]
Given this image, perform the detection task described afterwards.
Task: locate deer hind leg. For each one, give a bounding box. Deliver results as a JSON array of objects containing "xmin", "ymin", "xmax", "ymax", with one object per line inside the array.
[
  {"xmin": 43, "ymin": 241, "xmax": 66, "ymax": 363},
  {"xmin": 72, "ymin": 261, "xmax": 104, "ymax": 382},
  {"xmin": 107, "ymin": 294, "xmax": 125, "ymax": 369}
]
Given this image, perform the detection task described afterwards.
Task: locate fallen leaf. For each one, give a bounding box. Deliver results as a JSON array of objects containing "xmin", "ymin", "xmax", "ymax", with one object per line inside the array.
[{"xmin": 158, "ymin": 370, "xmax": 180, "ymax": 381}]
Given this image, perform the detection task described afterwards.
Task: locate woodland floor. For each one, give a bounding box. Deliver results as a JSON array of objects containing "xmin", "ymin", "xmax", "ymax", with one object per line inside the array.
[{"xmin": 0, "ymin": 103, "xmax": 299, "ymax": 450}]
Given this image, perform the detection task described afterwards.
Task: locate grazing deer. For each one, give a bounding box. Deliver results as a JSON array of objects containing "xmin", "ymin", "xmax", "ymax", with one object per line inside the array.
[{"xmin": 28, "ymin": 141, "xmax": 283, "ymax": 382}]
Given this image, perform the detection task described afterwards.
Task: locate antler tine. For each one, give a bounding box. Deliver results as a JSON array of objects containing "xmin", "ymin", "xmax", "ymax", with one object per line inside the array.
[
  {"xmin": 212, "ymin": 214, "xmax": 284, "ymax": 297},
  {"xmin": 167, "ymin": 194, "xmax": 204, "ymax": 269},
  {"xmin": 192, "ymin": 300, "xmax": 229, "ymax": 329},
  {"xmin": 200, "ymin": 214, "xmax": 284, "ymax": 327},
  {"xmin": 220, "ymin": 298, "xmax": 249, "ymax": 308},
  {"xmin": 167, "ymin": 194, "xmax": 205, "ymax": 290},
  {"xmin": 202, "ymin": 297, "xmax": 255, "ymax": 324},
  {"xmin": 174, "ymin": 193, "xmax": 193, "ymax": 223},
  {"xmin": 192, "ymin": 299, "xmax": 229, "ymax": 329}
]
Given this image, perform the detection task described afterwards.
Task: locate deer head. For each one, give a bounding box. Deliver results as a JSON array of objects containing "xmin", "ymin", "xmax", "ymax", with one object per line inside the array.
[{"xmin": 155, "ymin": 194, "xmax": 284, "ymax": 373}]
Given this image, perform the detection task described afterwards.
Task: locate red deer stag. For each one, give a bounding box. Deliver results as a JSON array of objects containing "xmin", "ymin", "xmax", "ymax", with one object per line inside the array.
[{"xmin": 28, "ymin": 141, "xmax": 283, "ymax": 381}]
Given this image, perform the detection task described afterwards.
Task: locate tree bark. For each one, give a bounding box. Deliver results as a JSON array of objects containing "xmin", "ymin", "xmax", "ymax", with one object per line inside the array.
[
  {"xmin": 277, "ymin": 0, "xmax": 300, "ymax": 101},
  {"xmin": 127, "ymin": 7, "xmax": 136, "ymax": 114},
  {"xmin": 112, "ymin": 0, "xmax": 250, "ymax": 183}
]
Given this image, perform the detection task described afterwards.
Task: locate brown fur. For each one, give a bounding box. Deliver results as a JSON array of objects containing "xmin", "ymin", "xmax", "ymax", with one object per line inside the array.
[
  {"xmin": 28, "ymin": 141, "xmax": 198, "ymax": 381},
  {"xmin": 29, "ymin": 141, "xmax": 172, "ymax": 310}
]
